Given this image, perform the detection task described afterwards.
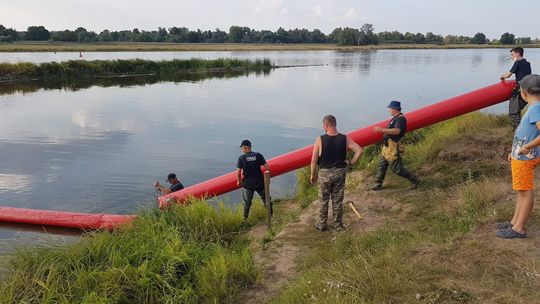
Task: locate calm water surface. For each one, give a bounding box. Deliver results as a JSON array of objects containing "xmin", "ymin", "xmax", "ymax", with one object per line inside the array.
[{"xmin": 1, "ymin": 49, "xmax": 539, "ymax": 253}]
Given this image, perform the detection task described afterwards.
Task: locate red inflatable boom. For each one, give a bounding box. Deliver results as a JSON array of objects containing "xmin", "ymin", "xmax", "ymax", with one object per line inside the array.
[
  {"xmin": 0, "ymin": 206, "xmax": 135, "ymax": 230},
  {"xmin": 160, "ymin": 80, "xmax": 515, "ymax": 207},
  {"xmin": 0, "ymin": 81, "xmax": 516, "ymax": 229}
]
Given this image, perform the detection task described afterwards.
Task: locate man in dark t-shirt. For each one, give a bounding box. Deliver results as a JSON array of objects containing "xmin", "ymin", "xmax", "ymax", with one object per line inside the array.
[
  {"xmin": 154, "ymin": 173, "xmax": 184, "ymax": 194},
  {"xmin": 500, "ymin": 47, "xmax": 532, "ymax": 128},
  {"xmin": 236, "ymin": 139, "xmax": 272, "ymax": 219},
  {"xmin": 372, "ymin": 100, "xmax": 418, "ymax": 191}
]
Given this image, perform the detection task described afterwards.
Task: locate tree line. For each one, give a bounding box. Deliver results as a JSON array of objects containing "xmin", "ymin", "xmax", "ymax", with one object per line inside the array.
[{"xmin": 0, "ymin": 24, "xmax": 537, "ymax": 46}]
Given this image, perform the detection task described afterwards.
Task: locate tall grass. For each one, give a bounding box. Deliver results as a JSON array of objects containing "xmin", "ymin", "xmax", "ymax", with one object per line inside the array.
[
  {"xmin": 0, "ymin": 201, "xmax": 266, "ymax": 304},
  {"xmin": 0, "ymin": 58, "xmax": 273, "ymax": 81},
  {"xmin": 271, "ymin": 113, "xmax": 526, "ymax": 303}
]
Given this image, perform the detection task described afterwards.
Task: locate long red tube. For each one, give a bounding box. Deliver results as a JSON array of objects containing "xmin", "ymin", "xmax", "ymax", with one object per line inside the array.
[
  {"xmin": 0, "ymin": 207, "xmax": 135, "ymax": 230},
  {"xmin": 159, "ymin": 80, "xmax": 515, "ymax": 207},
  {"xmin": 0, "ymin": 81, "xmax": 516, "ymax": 228}
]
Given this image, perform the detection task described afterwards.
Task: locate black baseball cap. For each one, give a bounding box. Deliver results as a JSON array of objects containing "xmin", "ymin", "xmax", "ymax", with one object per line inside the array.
[
  {"xmin": 167, "ymin": 173, "xmax": 177, "ymax": 180},
  {"xmin": 239, "ymin": 139, "xmax": 251, "ymax": 147}
]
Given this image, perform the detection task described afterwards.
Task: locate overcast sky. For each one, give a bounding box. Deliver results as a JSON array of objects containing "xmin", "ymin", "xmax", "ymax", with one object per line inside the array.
[{"xmin": 2, "ymin": 0, "xmax": 539, "ymax": 39}]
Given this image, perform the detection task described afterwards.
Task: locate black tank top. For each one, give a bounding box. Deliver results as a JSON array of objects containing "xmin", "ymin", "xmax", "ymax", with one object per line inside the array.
[{"xmin": 318, "ymin": 133, "xmax": 347, "ymax": 169}]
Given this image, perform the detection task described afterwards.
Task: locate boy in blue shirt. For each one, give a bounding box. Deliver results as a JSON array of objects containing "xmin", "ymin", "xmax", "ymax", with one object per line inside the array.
[{"xmin": 497, "ymin": 75, "xmax": 540, "ymax": 238}]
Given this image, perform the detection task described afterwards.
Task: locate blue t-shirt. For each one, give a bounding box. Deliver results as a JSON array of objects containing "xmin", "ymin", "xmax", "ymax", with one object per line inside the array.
[{"xmin": 512, "ymin": 103, "xmax": 540, "ymax": 160}]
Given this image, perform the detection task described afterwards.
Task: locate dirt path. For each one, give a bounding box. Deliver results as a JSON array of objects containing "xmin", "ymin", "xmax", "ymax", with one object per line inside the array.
[{"xmin": 242, "ymin": 172, "xmax": 409, "ymax": 304}]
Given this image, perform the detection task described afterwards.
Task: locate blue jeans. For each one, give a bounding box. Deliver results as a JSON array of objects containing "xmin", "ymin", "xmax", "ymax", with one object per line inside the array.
[{"xmin": 242, "ymin": 187, "xmax": 272, "ymax": 219}]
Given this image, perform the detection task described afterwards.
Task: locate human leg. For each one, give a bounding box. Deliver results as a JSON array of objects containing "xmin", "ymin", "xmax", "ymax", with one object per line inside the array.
[
  {"xmin": 373, "ymin": 156, "xmax": 389, "ymax": 189},
  {"xmin": 317, "ymin": 169, "xmax": 332, "ymax": 230},
  {"xmin": 512, "ymin": 190, "xmax": 534, "ymax": 233},
  {"xmin": 242, "ymin": 188, "xmax": 255, "ymax": 219},
  {"xmin": 330, "ymin": 168, "xmax": 347, "ymax": 229},
  {"xmin": 390, "ymin": 157, "xmax": 418, "ymax": 186}
]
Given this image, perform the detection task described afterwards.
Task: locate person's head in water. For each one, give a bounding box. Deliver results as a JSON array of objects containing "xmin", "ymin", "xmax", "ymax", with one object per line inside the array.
[
  {"xmin": 167, "ymin": 173, "xmax": 180, "ymax": 185},
  {"xmin": 322, "ymin": 115, "xmax": 337, "ymax": 133},
  {"xmin": 240, "ymin": 139, "xmax": 252, "ymax": 154},
  {"xmin": 387, "ymin": 100, "xmax": 402, "ymax": 116}
]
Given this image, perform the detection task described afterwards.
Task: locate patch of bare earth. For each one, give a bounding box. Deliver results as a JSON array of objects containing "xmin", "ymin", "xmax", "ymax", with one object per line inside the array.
[{"xmin": 242, "ymin": 170, "xmax": 409, "ymax": 304}]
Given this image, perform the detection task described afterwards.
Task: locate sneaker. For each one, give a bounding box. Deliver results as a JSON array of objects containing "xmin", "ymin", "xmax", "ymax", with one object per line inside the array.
[
  {"xmin": 494, "ymin": 221, "xmax": 512, "ymax": 230},
  {"xmin": 496, "ymin": 227, "xmax": 526, "ymax": 239},
  {"xmin": 371, "ymin": 184, "xmax": 383, "ymax": 191},
  {"xmin": 314, "ymin": 223, "xmax": 327, "ymax": 232}
]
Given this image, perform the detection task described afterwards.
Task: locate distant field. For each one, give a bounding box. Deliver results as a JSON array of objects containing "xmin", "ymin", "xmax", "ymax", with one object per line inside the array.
[{"xmin": 0, "ymin": 42, "xmax": 538, "ymax": 52}]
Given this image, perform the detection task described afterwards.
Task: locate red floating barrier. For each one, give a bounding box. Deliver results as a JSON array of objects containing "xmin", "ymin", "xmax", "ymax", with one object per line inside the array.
[
  {"xmin": 0, "ymin": 206, "xmax": 135, "ymax": 230},
  {"xmin": 159, "ymin": 80, "xmax": 515, "ymax": 207},
  {"xmin": 0, "ymin": 81, "xmax": 516, "ymax": 227}
]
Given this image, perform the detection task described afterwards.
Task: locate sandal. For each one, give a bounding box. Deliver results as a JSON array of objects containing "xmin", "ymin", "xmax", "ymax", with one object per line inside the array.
[{"xmin": 496, "ymin": 227, "xmax": 526, "ymax": 239}]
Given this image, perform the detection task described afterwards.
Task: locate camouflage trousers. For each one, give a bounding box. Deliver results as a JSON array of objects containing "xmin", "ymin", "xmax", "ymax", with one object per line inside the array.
[{"xmin": 317, "ymin": 167, "xmax": 347, "ymax": 229}]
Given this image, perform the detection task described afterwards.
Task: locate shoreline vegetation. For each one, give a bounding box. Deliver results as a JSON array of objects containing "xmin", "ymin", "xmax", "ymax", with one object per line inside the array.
[
  {"xmin": 0, "ymin": 42, "xmax": 539, "ymax": 53},
  {"xmin": 0, "ymin": 58, "xmax": 273, "ymax": 82},
  {"xmin": 2, "ymin": 112, "xmax": 539, "ymax": 303}
]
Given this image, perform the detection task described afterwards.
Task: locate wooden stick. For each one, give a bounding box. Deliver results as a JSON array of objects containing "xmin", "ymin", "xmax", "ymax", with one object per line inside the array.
[
  {"xmin": 347, "ymin": 201, "xmax": 362, "ymax": 219},
  {"xmin": 264, "ymin": 171, "xmax": 272, "ymax": 230}
]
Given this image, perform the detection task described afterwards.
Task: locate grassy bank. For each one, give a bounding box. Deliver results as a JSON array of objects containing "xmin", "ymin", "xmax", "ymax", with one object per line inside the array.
[
  {"xmin": 0, "ymin": 42, "xmax": 539, "ymax": 53},
  {"xmin": 270, "ymin": 112, "xmax": 540, "ymax": 303},
  {"xmin": 0, "ymin": 201, "xmax": 267, "ymax": 303},
  {"xmin": 0, "ymin": 58, "xmax": 273, "ymax": 81}
]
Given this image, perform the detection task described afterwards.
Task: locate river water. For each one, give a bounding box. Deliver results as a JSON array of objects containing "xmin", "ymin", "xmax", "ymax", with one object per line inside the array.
[{"xmin": 0, "ymin": 48, "xmax": 538, "ymax": 254}]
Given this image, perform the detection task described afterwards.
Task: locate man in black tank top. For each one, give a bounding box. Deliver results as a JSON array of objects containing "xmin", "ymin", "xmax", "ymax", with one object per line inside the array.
[
  {"xmin": 310, "ymin": 115, "xmax": 363, "ymax": 231},
  {"xmin": 372, "ymin": 101, "xmax": 418, "ymax": 191}
]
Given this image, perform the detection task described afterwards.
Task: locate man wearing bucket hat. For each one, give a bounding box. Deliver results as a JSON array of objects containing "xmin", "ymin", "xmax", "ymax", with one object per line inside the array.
[
  {"xmin": 371, "ymin": 100, "xmax": 419, "ymax": 191},
  {"xmin": 154, "ymin": 173, "xmax": 185, "ymax": 194}
]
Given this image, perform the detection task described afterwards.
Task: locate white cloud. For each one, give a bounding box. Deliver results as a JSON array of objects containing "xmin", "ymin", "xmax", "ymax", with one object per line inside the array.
[
  {"xmin": 280, "ymin": 7, "xmax": 289, "ymax": 14},
  {"xmin": 312, "ymin": 5, "xmax": 323, "ymax": 17},
  {"xmin": 345, "ymin": 7, "xmax": 358, "ymax": 19}
]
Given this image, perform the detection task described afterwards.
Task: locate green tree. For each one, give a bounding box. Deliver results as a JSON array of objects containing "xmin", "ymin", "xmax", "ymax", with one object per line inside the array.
[
  {"xmin": 229, "ymin": 26, "xmax": 245, "ymax": 43},
  {"xmin": 337, "ymin": 27, "xmax": 360, "ymax": 45},
  {"xmin": 471, "ymin": 32, "xmax": 487, "ymax": 44},
  {"xmin": 425, "ymin": 32, "xmax": 443, "ymax": 44},
  {"xmin": 275, "ymin": 27, "xmax": 289, "ymax": 43},
  {"xmin": 26, "ymin": 26, "xmax": 50, "ymax": 40},
  {"xmin": 516, "ymin": 37, "xmax": 532, "ymax": 44},
  {"xmin": 500, "ymin": 32, "xmax": 515, "ymax": 44},
  {"xmin": 98, "ymin": 30, "xmax": 113, "ymax": 42},
  {"xmin": 358, "ymin": 23, "xmax": 378, "ymax": 45}
]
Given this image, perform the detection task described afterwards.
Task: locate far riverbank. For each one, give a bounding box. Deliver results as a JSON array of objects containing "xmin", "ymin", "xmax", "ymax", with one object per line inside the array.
[{"xmin": 1, "ymin": 42, "xmax": 539, "ymax": 53}]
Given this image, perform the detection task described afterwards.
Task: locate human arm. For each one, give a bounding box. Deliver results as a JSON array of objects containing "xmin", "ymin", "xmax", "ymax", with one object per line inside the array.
[
  {"xmin": 236, "ymin": 168, "xmax": 242, "ymax": 187},
  {"xmin": 154, "ymin": 181, "xmax": 173, "ymax": 195},
  {"xmin": 500, "ymin": 71, "xmax": 513, "ymax": 80},
  {"xmin": 346, "ymin": 136, "xmax": 363, "ymax": 166},
  {"xmin": 310, "ymin": 137, "xmax": 321, "ymax": 184},
  {"xmin": 373, "ymin": 126, "xmax": 401, "ymax": 135},
  {"xmin": 518, "ymin": 121, "xmax": 540, "ymax": 155}
]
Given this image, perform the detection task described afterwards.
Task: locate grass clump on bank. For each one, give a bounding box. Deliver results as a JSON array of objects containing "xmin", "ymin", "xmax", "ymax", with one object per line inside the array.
[
  {"xmin": 271, "ymin": 112, "xmax": 538, "ymax": 303},
  {"xmin": 0, "ymin": 201, "xmax": 267, "ymax": 304},
  {"xmin": 0, "ymin": 58, "xmax": 273, "ymax": 81}
]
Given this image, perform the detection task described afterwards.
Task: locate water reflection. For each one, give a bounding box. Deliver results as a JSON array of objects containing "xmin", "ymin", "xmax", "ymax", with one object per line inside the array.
[{"xmin": 0, "ymin": 69, "xmax": 271, "ymax": 96}]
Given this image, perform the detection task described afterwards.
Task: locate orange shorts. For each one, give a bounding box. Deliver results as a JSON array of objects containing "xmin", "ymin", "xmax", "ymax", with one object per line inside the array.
[{"xmin": 511, "ymin": 158, "xmax": 540, "ymax": 190}]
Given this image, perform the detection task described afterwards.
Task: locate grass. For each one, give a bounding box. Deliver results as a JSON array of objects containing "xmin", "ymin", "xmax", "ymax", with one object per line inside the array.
[
  {"xmin": 0, "ymin": 200, "xmax": 268, "ymax": 304},
  {"xmin": 0, "ymin": 58, "xmax": 273, "ymax": 81},
  {"xmin": 0, "ymin": 42, "xmax": 539, "ymax": 52},
  {"xmin": 270, "ymin": 112, "xmax": 540, "ymax": 303}
]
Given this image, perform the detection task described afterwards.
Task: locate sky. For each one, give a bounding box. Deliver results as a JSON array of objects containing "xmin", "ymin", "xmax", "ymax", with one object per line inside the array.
[{"xmin": 1, "ymin": 0, "xmax": 539, "ymax": 39}]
